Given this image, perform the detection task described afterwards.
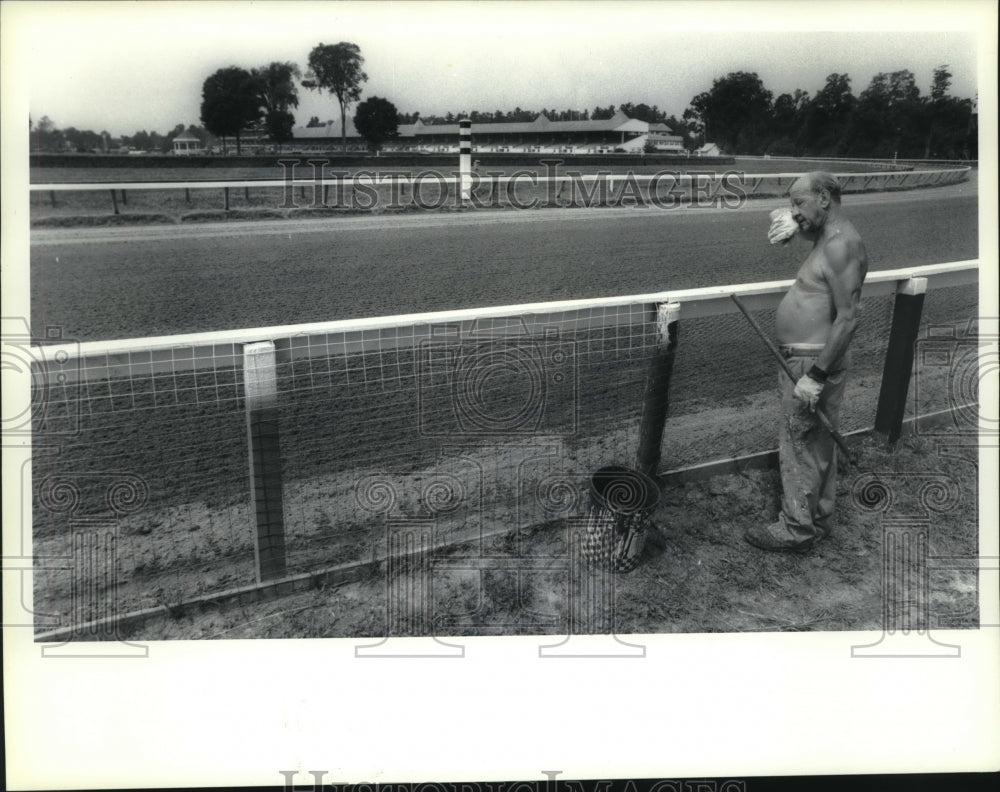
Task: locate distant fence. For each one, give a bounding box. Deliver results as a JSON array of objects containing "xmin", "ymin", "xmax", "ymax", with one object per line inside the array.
[
  {"xmin": 739, "ymin": 155, "xmax": 976, "ymax": 170},
  {"xmin": 29, "ymin": 166, "xmax": 972, "ymax": 215},
  {"xmin": 26, "ymin": 259, "xmax": 978, "ymax": 634}
]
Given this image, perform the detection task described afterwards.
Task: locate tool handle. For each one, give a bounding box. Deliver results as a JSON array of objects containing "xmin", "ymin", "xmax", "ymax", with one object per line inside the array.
[{"xmin": 730, "ymin": 294, "xmax": 853, "ymax": 463}]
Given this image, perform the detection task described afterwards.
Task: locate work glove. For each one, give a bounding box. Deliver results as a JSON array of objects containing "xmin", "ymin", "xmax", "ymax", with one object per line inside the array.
[
  {"xmin": 768, "ymin": 208, "xmax": 798, "ymax": 245},
  {"xmin": 793, "ymin": 374, "xmax": 824, "ymax": 411}
]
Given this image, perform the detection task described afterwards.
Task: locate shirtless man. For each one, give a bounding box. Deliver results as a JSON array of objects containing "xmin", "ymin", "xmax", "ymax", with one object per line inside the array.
[{"xmin": 745, "ymin": 171, "xmax": 868, "ymax": 552}]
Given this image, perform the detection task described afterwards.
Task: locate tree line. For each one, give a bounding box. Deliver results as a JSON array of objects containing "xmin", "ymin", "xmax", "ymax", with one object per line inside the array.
[
  {"xmin": 682, "ymin": 67, "xmax": 976, "ymax": 159},
  {"xmin": 31, "ymin": 48, "xmax": 976, "ymax": 160},
  {"xmin": 407, "ymin": 68, "xmax": 974, "ymax": 159},
  {"xmin": 396, "ymin": 103, "xmax": 665, "ymax": 125},
  {"xmin": 29, "ymin": 116, "xmax": 215, "ymax": 154}
]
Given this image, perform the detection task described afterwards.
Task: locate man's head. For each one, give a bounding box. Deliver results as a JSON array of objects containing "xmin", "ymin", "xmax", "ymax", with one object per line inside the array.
[{"xmin": 788, "ymin": 171, "xmax": 842, "ymax": 237}]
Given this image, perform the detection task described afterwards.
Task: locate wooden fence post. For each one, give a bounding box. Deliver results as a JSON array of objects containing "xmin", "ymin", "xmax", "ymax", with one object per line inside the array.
[
  {"xmin": 244, "ymin": 341, "xmax": 287, "ymax": 581},
  {"xmin": 635, "ymin": 302, "xmax": 681, "ymax": 478},
  {"xmin": 110, "ymin": 190, "xmax": 119, "ymax": 215},
  {"xmin": 874, "ymin": 277, "xmax": 927, "ymax": 444},
  {"xmin": 224, "ymin": 187, "xmax": 230, "ymax": 211}
]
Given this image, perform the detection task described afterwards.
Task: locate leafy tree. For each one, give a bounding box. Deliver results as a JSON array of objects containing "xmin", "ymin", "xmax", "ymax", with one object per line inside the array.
[
  {"xmin": 302, "ymin": 42, "xmax": 367, "ymax": 151},
  {"xmin": 253, "ymin": 61, "xmax": 300, "ymax": 144},
  {"xmin": 131, "ymin": 130, "xmax": 152, "ymax": 151},
  {"xmin": 688, "ymin": 71, "xmax": 773, "ymax": 154},
  {"xmin": 662, "ymin": 114, "xmax": 696, "ymax": 151},
  {"xmin": 354, "ymin": 96, "xmax": 399, "ymax": 153},
  {"xmin": 771, "ymin": 91, "xmax": 806, "ymax": 152},
  {"xmin": 930, "ymin": 64, "xmax": 952, "ymax": 102},
  {"xmin": 851, "ymin": 69, "xmax": 924, "ymax": 157},
  {"xmin": 200, "ymin": 66, "xmax": 261, "ymax": 154},
  {"xmin": 266, "ymin": 110, "xmax": 297, "ymax": 149},
  {"xmin": 62, "ymin": 126, "xmax": 103, "ymax": 152},
  {"xmin": 920, "ymin": 64, "xmax": 971, "ymax": 158},
  {"xmin": 31, "ymin": 115, "xmax": 65, "ymax": 151},
  {"xmin": 619, "ymin": 102, "xmax": 664, "ymax": 123},
  {"xmin": 681, "ymin": 106, "xmax": 705, "ymax": 147},
  {"xmin": 801, "ymin": 73, "xmax": 855, "ymax": 155}
]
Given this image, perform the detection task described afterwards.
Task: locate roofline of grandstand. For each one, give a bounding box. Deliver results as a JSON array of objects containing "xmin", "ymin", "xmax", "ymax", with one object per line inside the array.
[{"xmin": 291, "ymin": 109, "xmax": 675, "ymax": 141}]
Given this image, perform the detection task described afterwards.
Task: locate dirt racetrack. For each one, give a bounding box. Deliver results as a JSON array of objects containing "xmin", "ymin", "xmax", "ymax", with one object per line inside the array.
[{"xmin": 29, "ymin": 177, "xmax": 977, "ymax": 341}]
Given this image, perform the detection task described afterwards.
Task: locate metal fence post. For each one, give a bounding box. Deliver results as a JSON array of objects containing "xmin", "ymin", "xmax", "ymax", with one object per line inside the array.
[
  {"xmin": 874, "ymin": 277, "xmax": 927, "ymax": 444},
  {"xmin": 635, "ymin": 302, "xmax": 681, "ymax": 478},
  {"xmin": 243, "ymin": 341, "xmax": 287, "ymax": 581}
]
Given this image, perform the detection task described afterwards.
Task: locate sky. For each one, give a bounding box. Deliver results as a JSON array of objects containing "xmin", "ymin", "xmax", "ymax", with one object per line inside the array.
[{"xmin": 6, "ymin": 0, "xmax": 987, "ymax": 137}]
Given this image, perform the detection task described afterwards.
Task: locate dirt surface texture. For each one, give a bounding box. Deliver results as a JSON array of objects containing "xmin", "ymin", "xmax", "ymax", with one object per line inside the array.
[{"xmin": 105, "ymin": 431, "xmax": 978, "ymax": 640}]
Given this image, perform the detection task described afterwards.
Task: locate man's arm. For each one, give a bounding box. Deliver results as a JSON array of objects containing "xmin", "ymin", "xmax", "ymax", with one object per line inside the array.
[
  {"xmin": 792, "ymin": 234, "xmax": 865, "ymax": 410},
  {"xmin": 816, "ymin": 234, "xmax": 865, "ymax": 373}
]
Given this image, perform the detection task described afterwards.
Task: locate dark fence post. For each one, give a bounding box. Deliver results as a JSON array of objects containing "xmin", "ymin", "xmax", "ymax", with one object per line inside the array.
[
  {"xmin": 224, "ymin": 187, "xmax": 230, "ymax": 211},
  {"xmin": 635, "ymin": 302, "xmax": 680, "ymax": 478},
  {"xmin": 120, "ymin": 189, "xmax": 127, "ymax": 206},
  {"xmin": 874, "ymin": 277, "xmax": 927, "ymax": 444},
  {"xmin": 49, "ymin": 190, "xmax": 57, "ymax": 207},
  {"xmin": 110, "ymin": 190, "xmax": 119, "ymax": 215},
  {"xmin": 244, "ymin": 341, "xmax": 287, "ymax": 581}
]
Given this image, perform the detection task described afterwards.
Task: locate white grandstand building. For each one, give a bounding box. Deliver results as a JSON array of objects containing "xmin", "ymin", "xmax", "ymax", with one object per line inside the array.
[{"xmin": 285, "ymin": 111, "xmax": 687, "ymax": 155}]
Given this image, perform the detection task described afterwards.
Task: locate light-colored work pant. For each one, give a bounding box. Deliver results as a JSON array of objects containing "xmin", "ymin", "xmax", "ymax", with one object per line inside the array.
[{"xmin": 774, "ymin": 345, "xmax": 850, "ymax": 545}]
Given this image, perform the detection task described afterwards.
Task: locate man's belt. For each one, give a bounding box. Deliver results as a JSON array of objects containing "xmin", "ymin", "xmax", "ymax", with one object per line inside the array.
[{"xmin": 779, "ymin": 343, "xmax": 825, "ymax": 358}]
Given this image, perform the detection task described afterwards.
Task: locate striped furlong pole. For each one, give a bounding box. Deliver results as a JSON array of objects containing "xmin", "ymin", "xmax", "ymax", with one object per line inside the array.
[{"xmin": 459, "ymin": 119, "xmax": 472, "ymax": 202}]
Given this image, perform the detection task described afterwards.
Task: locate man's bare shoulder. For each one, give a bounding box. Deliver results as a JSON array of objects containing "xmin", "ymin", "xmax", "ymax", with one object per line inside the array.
[{"xmin": 821, "ymin": 226, "xmax": 867, "ymax": 274}]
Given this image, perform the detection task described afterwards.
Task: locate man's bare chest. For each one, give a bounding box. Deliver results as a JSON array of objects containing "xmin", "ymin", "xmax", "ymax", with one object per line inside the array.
[{"xmin": 794, "ymin": 252, "xmax": 829, "ymax": 294}]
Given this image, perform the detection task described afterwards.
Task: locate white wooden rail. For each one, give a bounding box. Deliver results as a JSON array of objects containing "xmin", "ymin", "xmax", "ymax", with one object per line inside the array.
[
  {"xmin": 31, "ymin": 259, "xmax": 979, "ymax": 385},
  {"xmin": 29, "ymin": 167, "xmax": 971, "ymax": 193}
]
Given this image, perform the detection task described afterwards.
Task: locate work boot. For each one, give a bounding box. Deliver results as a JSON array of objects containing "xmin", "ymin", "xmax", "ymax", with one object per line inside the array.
[
  {"xmin": 814, "ymin": 518, "xmax": 833, "ymax": 540},
  {"xmin": 744, "ymin": 522, "xmax": 815, "ymax": 553}
]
